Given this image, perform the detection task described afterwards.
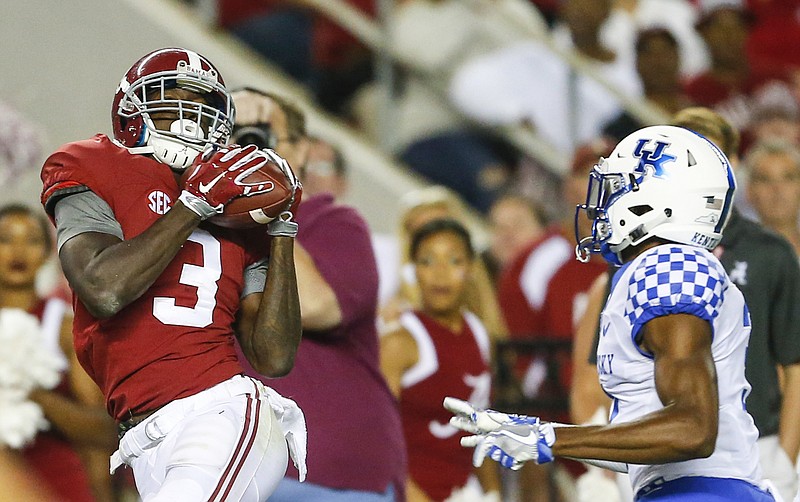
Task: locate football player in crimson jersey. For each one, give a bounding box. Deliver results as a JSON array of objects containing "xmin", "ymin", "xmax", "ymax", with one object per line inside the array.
[
  {"xmin": 39, "ymin": 48, "xmax": 306, "ymax": 502},
  {"xmin": 380, "ymin": 218, "xmax": 501, "ymax": 502}
]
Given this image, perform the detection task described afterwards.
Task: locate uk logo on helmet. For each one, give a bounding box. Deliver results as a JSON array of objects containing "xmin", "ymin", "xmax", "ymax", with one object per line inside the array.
[{"xmin": 632, "ymin": 139, "xmax": 676, "ymax": 177}]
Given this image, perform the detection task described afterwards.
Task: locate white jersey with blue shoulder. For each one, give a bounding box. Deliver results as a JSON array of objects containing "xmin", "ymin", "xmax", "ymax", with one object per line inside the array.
[{"xmin": 596, "ymin": 243, "xmax": 762, "ymax": 494}]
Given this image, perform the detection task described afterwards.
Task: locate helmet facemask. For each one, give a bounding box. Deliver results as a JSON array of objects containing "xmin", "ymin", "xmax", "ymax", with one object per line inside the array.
[
  {"xmin": 575, "ymin": 163, "xmax": 654, "ymax": 265},
  {"xmin": 116, "ymin": 68, "xmax": 233, "ymax": 171}
]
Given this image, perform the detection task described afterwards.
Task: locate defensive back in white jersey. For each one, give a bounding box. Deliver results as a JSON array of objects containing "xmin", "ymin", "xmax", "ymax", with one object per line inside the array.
[{"xmin": 597, "ymin": 243, "xmax": 761, "ymax": 494}]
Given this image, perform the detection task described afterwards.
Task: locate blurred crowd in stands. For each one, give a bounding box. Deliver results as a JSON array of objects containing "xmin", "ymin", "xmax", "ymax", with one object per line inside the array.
[
  {"xmin": 215, "ymin": 1, "xmax": 800, "ymax": 501},
  {"xmin": 217, "ymin": 0, "xmax": 800, "ymax": 213}
]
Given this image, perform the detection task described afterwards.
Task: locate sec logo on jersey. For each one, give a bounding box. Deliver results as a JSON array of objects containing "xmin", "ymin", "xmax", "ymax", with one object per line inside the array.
[{"xmin": 148, "ymin": 191, "xmax": 172, "ymax": 215}]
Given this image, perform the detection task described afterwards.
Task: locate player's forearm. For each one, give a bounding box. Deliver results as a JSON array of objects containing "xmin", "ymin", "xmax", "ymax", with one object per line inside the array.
[
  {"xmin": 294, "ymin": 244, "xmax": 342, "ymax": 331},
  {"xmin": 62, "ymin": 203, "xmax": 200, "ymax": 318},
  {"xmin": 778, "ymin": 363, "xmax": 800, "ymax": 460},
  {"xmin": 242, "ymin": 237, "xmax": 301, "ymax": 377},
  {"xmin": 553, "ymin": 404, "xmax": 717, "ymax": 464},
  {"xmin": 557, "ymin": 349, "xmax": 718, "ymax": 464}
]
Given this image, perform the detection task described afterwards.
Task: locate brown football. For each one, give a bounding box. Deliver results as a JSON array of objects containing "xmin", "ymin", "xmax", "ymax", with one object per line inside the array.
[{"xmin": 181, "ymin": 155, "xmax": 293, "ymax": 229}]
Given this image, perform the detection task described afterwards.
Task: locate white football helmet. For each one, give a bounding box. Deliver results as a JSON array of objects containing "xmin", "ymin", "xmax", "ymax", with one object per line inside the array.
[{"xmin": 575, "ymin": 125, "xmax": 736, "ymax": 266}]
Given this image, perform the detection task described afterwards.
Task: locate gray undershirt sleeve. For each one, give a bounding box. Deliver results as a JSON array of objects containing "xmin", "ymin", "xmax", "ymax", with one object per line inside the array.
[
  {"xmin": 242, "ymin": 259, "xmax": 268, "ymax": 298},
  {"xmin": 53, "ymin": 190, "xmax": 124, "ymax": 251}
]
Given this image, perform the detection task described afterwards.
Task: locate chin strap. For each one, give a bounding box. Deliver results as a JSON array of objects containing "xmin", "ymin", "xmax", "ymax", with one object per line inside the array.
[
  {"xmin": 148, "ymin": 135, "xmax": 201, "ymax": 170},
  {"xmin": 131, "ymin": 119, "xmax": 205, "ymax": 170}
]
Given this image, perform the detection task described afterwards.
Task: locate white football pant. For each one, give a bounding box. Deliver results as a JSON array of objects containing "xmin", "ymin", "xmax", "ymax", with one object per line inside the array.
[{"xmin": 113, "ymin": 375, "xmax": 290, "ymax": 501}]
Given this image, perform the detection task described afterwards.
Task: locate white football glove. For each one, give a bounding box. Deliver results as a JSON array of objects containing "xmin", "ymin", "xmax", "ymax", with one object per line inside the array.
[
  {"xmin": 444, "ymin": 397, "xmax": 539, "ymax": 434},
  {"xmin": 464, "ymin": 419, "xmax": 556, "ymax": 470},
  {"xmin": 443, "ymin": 397, "xmax": 555, "ymax": 470}
]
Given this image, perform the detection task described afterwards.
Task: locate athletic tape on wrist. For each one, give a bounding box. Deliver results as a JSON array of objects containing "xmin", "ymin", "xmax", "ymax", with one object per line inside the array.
[
  {"xmin": 178, "ymin": 191, "xmax": 218, "ymax": 220},
  {"xmin": 267, "ymin": 211, "xmax": 299, "ymax": 237}
]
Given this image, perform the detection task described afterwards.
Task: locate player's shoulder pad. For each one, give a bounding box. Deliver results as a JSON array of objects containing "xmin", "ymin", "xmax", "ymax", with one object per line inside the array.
[
  {"xmin": 624, "ymin": 244, "xmax": 728, "ymax": 327},
  {"xmin": 40, "ymin": 135, "xmax": 113, "ymax": 215}
]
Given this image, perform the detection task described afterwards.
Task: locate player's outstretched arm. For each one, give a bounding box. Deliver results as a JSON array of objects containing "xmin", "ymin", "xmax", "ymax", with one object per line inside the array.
[
  {"xmin": 550, "ymin": 313, "xmax": 719, "ymax": 464},
  {"xmin": 450, "ymin": 313, "xmax": 719, "ymax": 469}
]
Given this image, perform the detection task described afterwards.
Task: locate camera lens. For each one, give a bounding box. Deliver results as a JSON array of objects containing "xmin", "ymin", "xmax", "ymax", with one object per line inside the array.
[{"xmin": 231, "ymin": 124, "xmax": 276, "ymax": 150}]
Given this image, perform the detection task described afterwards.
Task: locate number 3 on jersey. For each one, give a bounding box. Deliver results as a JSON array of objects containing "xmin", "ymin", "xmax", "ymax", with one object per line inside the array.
[{"xmin": 153, "ymin": 229, "xmax": 221, "ymax": 327}]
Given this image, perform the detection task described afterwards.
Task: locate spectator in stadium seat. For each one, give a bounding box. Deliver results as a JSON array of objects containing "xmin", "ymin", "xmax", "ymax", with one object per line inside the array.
[
  {"xmin": 490, "ymin": 140, "xmax": 614, "ymax": 357},
  {"xmin": 603, "ymin": 27, "xmax": 692, "ymax": 141},
  {"xmin": 300, "ymin": 137, "xmax": 348, "ymax": 201},
  {"xmin": 747, "ymin": 86, "xmax": 800, "ymax": 149},
  {"xmin": 744, "ymin": 140, "xmax": 800, "ymax": 256},
  {"xmin": 606, "ymin": 0, "xmax": 708, "ymax": 78},
  {"xmin": 539, "ymin": 139, "xmax": 613, "ymax": 361},
  {"xmin": 217, "ymin": 0, "xmax": 315, "ymax": 85},
  {"xmin": 231, "ymin": 88, "xmax": 407, "ymax": 502},
  {"xmin": 357, "ymin": 0, "xmax": 548, "ymax": 213},
  {"xmin": 380, "ymin": 218, "xmax": 501, "ymax": 502},
  {"xmin": 491, "ymin": 192, "xmax": 571, "ymax": 502},
  {"xmin": 448, "ymin": 0, "xmax": 641, "ymax": 157},
  {"xmin": 485, "ymin": 192, "xmax": 548, "ymax": 282},
  {"xmin": 218, "ymin": 0, "xmax": 375, "ymax": 115},
  {"xmin": 683, "ymin": 0, "xmax": 784, "ymax": 132},
  {"xmin": 380, "ymin": 186, "xmax": 508, "ymax": 342},
  {"xmin": 744, "ymin": 0, "xmax": 800, "ymax": 78}
]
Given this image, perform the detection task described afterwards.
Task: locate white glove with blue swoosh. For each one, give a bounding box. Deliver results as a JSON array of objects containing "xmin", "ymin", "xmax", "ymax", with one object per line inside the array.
[{"xmin": 444, "ymin": 397, "xmax": 556, "ymax": 470}]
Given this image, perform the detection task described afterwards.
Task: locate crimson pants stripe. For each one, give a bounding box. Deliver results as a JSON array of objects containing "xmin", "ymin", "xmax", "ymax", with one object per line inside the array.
[{"xmin": 208, "ymin": 384, "xmax": 261, "ymax": 501}]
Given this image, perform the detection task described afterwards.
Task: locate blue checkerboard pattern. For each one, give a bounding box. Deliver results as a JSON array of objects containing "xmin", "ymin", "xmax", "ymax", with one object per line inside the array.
[{"xmin": 624, "ymin": 245, "xmax": 728, "ymax": 328}]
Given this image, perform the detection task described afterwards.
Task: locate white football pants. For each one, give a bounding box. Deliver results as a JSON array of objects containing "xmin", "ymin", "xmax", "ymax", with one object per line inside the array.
[{"xmin": 112, "ymin": 375, "xmax": 291, "ymax": 502}]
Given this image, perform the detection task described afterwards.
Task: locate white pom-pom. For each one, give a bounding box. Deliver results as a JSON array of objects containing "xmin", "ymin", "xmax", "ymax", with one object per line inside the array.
[
  {"xmin": 0, "ymin": 308, "xmax": 66, "ymax": 448},
  {"xmin": 0, "ymin": 391, "xmax": 49, "ymax": 449}
]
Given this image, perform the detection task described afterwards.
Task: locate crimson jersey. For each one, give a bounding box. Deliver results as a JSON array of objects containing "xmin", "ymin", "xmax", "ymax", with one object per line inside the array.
[
  {"xmin": 541, "ymin": 257, "xmax": 608, "ymax": 341},
  {"xmin": 41, "ymin": 134, "xmax": 265, "ymax": 420},
  {"xmin": 497, "ymin": 229, "xmax": 572, "ymax": 338},
  {"xmin": 23, "ymin": 298, "xmax": 96, "ymax": 502},
  {"xmin": 399, "ymin": 310, "xmax": 491, "ymax": 501},
  {"xmin": 537, "ymin": 255, "xmax": 608, "ymax": 419}
]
